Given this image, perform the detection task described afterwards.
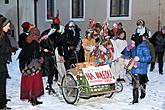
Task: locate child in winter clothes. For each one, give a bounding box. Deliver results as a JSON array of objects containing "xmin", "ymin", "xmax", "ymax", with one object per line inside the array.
[
  {"xmin": 122, "ymin": 34, "xmax": 151, "ymax": 104},
  {"xmin": 114, "ymin": 31, "xmax": 127, "ymax": 81}
]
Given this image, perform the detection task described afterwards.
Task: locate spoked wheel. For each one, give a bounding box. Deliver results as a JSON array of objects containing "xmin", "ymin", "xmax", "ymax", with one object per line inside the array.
[
  {"xmin": 106, "ymin": 83, "xmax": 115, "ymax": 98},
  {"xmin": 61, "ymin": 73, "xmax": 79, "ymax": 104},
  {"xmin": 115, "ymin": 81, "xmax": 123, "ymax": 92}
]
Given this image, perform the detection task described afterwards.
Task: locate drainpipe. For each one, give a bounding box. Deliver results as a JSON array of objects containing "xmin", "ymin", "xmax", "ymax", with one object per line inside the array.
[
  {"xmin": 17, "ymin": 0, "xmax": 20, "ymax": 36},
  {"xmin": 158, "ymin": 0, "xmax": 161, "ymax": 31},
  {"xmin": 34, "ymin": 0, "xmax": 38, "ymax": 26}
]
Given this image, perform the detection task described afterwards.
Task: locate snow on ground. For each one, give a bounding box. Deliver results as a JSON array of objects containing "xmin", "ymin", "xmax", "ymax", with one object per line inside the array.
[{"xmin": 6, "ymin": 50, "xmax": 165, "ymax": 110}]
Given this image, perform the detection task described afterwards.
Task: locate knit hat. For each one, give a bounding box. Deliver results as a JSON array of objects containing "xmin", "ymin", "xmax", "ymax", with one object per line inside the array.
[
  {"xmin": 161, "ymin": 26, "xmax": 165, "ymax": 30},
  {"xmin": 21, "ymin": 22, "xmax": 31, "ymax": 29},
  {"xmin": 131, "ymin": 34, "xmax": 143, "ymax": 47},
  {"xmin": 0, "ymin": 16, "xmax": 10, "ymax": 27}
]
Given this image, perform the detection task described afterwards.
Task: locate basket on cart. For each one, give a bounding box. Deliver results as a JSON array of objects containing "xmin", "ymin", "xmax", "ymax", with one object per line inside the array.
[{"xmin": 60, "ymin": 62, "xmax": 123, "ymax": 104}]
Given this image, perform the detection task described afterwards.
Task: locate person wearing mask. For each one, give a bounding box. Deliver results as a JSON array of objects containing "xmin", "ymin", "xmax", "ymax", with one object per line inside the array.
[
  {"xmin": 122, "ymin": 34, "xmax": 151, "ymax": 104},
  {"xmin": 40, "ymin": 23, "xmax": 64, "ymax": 94},
  {"xmin": 149, "ymin": 26, "xmax": 165, "ymax": 74},
  {"xmin": 62, "ymin": 21, "xmax": 84, "ymax": 70},
  {"xmin": 135, "ymin": 19, "xmax": 151, "ymax": 38},
  {"xmin": 0, "ymin": 16, "xmax": 12, "ymax": 110}
]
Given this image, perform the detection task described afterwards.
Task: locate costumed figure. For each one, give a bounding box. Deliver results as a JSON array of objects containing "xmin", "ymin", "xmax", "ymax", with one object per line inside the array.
[
  {"xmin": 49, "ymin": 9, "xmax": 66, "ymax": 82},
  {"xmin": 40, "ymin": 22, "xmax": 64, "ymax": 94},
  {"xmin": 18, "ymin": 22, "xmax": 34, "ymax": 48},
  {"xmin": 109, "ymin": 22, "xmax": 119, "ymax": 40},
  {"xmin": 82, "ymin": 30, "xmax": 96, "ymax": 62},
  {"xmin": 91, "ymin": 19, "xmax": 114, "ymax": 66},
  {"xmin": 62, "ymin": 20, "xmax": 85, "ymax": 69},
  {"xmin": 114, "ymin": 30, "xmax": 127, "ymax": 81},
  {"xmin": 135, "ymin": 19, "xmax": 151, "ymax": 38},
  {"xmin": 18, "ymin": 27, "xmax": 44, "ymax": 106}
]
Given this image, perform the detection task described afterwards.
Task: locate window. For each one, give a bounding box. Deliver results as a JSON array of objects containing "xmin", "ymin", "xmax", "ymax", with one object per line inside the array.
[
  {"xmin": 107, "ymin": 0, "xmax": 132, "ymax": 20},
  {"xmin": 5, "ymin": 0, "xmax": 9, "ymax": 4},
  {"xmin": 45, "ymin": 0, "xmax": 56, "ymax": 21},
  {"xmin": 70, "ymin": 0, "xmax": 85, "ymax": 21}
]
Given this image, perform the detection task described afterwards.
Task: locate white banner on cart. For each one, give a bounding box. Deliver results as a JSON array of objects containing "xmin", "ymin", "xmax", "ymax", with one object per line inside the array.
[{"xmin": 82, "ymin": 65, "xmax": 116, "ymax": 86}]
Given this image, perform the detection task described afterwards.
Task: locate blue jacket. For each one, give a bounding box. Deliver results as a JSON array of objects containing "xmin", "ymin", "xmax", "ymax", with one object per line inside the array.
[{"xmin": 123, "ymin": 41, "xmax": 151, "ymax": 74}]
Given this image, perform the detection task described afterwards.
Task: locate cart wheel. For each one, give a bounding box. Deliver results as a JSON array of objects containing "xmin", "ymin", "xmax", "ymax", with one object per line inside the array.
[
  {"xmin": 115, "ymin": 81, "xmax": 123, "ymax": 92},
  {"xmin": 61, "ymin": 73, "xmax": 79, "ymax": 104},
  {"xmin": 106, "ymin": 84, "xmax": 115, "ymax": 98}
]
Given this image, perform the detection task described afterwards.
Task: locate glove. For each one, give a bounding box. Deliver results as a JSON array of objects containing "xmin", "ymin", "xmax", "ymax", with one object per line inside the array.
[
  {"xmin": 134, "ymin": 56, "xmax": 139, "ymax": 61},
  {"xmin": 133, "ymin": 56, "xmax": 139, "ymax": 68}
]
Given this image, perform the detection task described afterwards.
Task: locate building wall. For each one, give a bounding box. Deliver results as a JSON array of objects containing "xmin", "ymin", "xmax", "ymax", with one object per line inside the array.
[
  {"xmin": 37, "ymin": 0, "xmax": 165, "ymax": 40},
  {"xmin": 0, "ymin": 0, "xmax": 165, "ymax": 41},
  {"xmin": 0, "ymin": 0, "xmax": 35, "ymax": 40},
  {"xmin": 0, "ymin": 0, "xmax": 18, "ymax": 38}
]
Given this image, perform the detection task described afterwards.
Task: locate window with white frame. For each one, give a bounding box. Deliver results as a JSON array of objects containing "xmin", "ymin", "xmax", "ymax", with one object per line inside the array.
[
  {"xmin": 46, "ymin": 0, "xmax": 55, "ymax": 21},
  {"xmin": 107, "ymin": 0, "xmax": 132, "ymax": 20},
  {"xmin": 70, "ymin": 0, "xmax": 85, "ymax": 21}
]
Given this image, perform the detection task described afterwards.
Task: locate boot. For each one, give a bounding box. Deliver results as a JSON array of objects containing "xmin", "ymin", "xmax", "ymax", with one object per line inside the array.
[
  {"xmin": 48, "ymin": 85, "xmax": 56, "ymax": 94},
  {"xmin": 132, "ymin": 88, "xmax": 139, "ymax": 104},
  {"xmin": 30, "ymin": 98, "xmax": 43, "ymax": 106},
  {"xmin": 140, "ymin": 84, "xmax": 146, "ymax": 99}
]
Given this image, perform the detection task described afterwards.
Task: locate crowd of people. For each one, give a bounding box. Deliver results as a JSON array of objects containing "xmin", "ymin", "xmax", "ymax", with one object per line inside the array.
[{"xmin": 0, "ymin": 13, "xmax": 165, "ymax": 109}]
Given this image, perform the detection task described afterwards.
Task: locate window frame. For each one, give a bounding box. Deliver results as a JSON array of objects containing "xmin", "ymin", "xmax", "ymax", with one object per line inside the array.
[
  {"xmin": 107, "ymin": 0, "xmax": 132, "ymax": 21},
  {"xmin": 45, "ymin": 0, "xmax": 56, "ymax": 22},
  {"xmin": 69, "ymin": 0, "xmax": 85, "ymax": 21}
]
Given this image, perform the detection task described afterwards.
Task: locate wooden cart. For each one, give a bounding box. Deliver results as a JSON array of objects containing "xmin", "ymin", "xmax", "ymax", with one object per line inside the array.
[{"xmin": 60, "ymin": 62, "xmax": 123, "ymax": 104}]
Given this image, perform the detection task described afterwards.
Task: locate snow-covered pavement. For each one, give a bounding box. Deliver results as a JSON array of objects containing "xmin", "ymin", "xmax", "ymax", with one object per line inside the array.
[{"xmin": 6, "ymin": 50, "xmax": 165, "ymax": 110}]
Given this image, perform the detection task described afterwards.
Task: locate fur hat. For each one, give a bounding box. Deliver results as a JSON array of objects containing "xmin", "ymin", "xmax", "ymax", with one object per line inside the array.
[{"xmin": 0, "ymin": 16, "xmax": 10, "ymax": 27}]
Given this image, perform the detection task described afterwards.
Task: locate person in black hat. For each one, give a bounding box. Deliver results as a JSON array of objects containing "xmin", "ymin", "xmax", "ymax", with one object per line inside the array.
[
  {"xmin": 122, "ymin": 34, "xmax": 151, "ymax": 104},
  {"xmin": 149, "ymin": 26, "xmax": 165, "ymax": 74},
  {"xmin": 0, "ymin": 16, "xmax": 12, "ymax": 110}
]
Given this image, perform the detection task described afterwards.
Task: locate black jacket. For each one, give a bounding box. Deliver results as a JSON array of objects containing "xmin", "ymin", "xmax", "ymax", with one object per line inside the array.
[
  {"xmin": 40, "ymin": 29, "xmax": 63, "ymax": 56},
  {"xmin": 149, "ymin": 31, "xmax": 165, "ymax": 52},
  {"xmin": 0, "ymin": 33, "xmax": 12, "ymax": 65},
  {"xmin": 18, "ymin": 32, "xmax": 28, "ymax": 48}
]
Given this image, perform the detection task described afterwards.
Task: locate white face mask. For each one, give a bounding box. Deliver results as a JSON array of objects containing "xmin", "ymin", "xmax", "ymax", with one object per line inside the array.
[{"xmin": 138, "ymin": 25, "xmax": 143, "ymax": 29}]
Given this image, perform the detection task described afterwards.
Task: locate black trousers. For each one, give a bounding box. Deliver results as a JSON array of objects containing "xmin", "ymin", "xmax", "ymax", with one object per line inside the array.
[
  {"xmin": 0, "ymin": 65, "xmax": 7, "ymax": 109},
  {"xmin": 132, "ymin": 74, "xmax": 148, "ymax": 101},
  {"xmin": 150, "ymin": 51, "xmax": 164, "ymax": 73},
  {"xmin": 44, "ymin": 55, "xmax": 58, "ymax": 85}
]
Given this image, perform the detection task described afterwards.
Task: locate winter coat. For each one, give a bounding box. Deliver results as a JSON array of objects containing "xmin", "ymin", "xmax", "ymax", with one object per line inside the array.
[
  {"xmin": 0, "ymin": 33, "xmax": 12, "ymax": 66},
  {"xmin": 122, "ymin": 41, "xmax": 151, "ymax": 74},
  {"xmin": 61, "ymin": 26, "xmax": 81, "ymax": 61},
  {"xmin": 18, "ymin": 32, "xmax": 28, "ymax": 48},
  {"xmin": 149, "ymin": 31, "xmax": 165, "ymax": 52}
]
